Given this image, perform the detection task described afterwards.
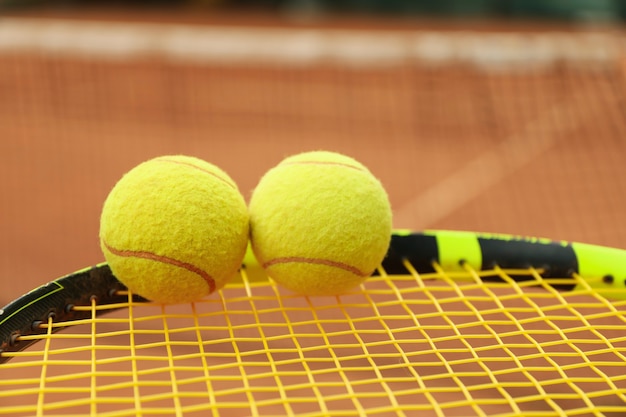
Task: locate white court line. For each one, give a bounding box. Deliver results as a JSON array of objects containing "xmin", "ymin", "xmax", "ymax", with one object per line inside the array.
[
  {"xmin": 0, "ymin": 17, "xmax": 623, "ymax": 68},
  {"xmin": 393, "ymin": 88, "xmax": 599, "ymax": 228}
]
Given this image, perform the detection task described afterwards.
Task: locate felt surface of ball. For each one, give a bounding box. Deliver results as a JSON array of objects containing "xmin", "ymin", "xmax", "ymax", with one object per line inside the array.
[
  {"xmin": 100, "ymin": 155, "xmax": 249, "ymax": 304},
  {"xmin": 249, "ymin": 151, "xmax": 392, "ymax": 296}
]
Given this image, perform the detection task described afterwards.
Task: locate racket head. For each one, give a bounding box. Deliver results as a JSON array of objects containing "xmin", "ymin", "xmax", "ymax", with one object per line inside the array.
[{"xmin": 1, "ymin": 231, "xmax": 626, "ymax": 416}]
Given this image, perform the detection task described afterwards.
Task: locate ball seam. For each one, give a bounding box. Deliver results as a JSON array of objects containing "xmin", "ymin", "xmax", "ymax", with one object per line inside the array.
[
  {"xmin": 262, "ymin": 256, "xmax": 369, "ymax": 277},
  {"xmin": 156, "ymin": 157, "xmax": 236, "ymax": 189},
  {"xmin": 280, "ymin": 160, "xmax": 367, "ymax": 172},
  {"xmin": 102, "ymin": 240, "xmax": 217, "ymax": 293}
]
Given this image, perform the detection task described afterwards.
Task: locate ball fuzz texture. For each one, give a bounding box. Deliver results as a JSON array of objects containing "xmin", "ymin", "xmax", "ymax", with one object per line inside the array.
[
  {"xmin": 249, "ymin": 151, "xmax": 392, "ymax": 296},
  {"xmin": 100, "ymin": 155, "xmax": 249, "ymax": 304}
]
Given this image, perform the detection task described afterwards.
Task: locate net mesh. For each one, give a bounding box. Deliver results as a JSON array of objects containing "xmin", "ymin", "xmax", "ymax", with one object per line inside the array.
[{"xmin": 1, "ymin": 263, "xmax": 626, "ymax": 417}]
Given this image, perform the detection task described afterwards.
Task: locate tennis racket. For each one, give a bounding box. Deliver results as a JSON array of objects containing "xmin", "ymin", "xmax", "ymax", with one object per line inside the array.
[{"xmin": 1, "ymin": 230, "xmax": 626, "ymax": 416}]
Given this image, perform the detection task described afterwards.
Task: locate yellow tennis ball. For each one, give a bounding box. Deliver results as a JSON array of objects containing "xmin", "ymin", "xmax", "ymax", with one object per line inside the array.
[
  {"xmin": 249, "ymin": 151, "xmax": 392, "ymax": 296},
  {"xmin": 99, "ymin": 155, "xmax": 249, "ymax": 304}
]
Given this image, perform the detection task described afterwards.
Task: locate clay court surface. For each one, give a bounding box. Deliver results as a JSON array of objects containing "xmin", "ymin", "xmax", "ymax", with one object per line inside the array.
[{"xmin": 1, "ymin": 7, "xmax": 626, "ymax": 303}]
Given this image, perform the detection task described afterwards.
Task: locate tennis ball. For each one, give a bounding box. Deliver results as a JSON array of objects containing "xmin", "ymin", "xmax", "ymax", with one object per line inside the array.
[
  {"xmin": 249, "ymin": 151, "xmax": 392, "ymax": 296},
  {"xmin": 99, "ymin": 155, "xmax": 249, "ymax": 304}
]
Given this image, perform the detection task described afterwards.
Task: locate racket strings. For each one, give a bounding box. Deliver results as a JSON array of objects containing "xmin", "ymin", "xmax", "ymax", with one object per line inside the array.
[{"xmin": 1, "ymin": 264, "xmax": 626, "ymax": 416}]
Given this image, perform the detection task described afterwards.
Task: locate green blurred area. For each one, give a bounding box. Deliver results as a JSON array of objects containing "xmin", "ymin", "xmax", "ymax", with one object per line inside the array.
[
  {"xmin": 297, "ymin": 0, "xmax": 625, "ymax": 21},
  {"xmin": 1, "ymin": 0, "xmax": 625, "ymax": 22}
]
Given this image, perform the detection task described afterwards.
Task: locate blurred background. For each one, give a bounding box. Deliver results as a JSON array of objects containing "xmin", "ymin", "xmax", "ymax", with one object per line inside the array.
[
  {"xmin": 1, "ymin": 0, "xmax": 626, "ymax": 303},
  {"xmin": 2, "ymin": 0, "xmax": 626, "ymax": 21}
]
